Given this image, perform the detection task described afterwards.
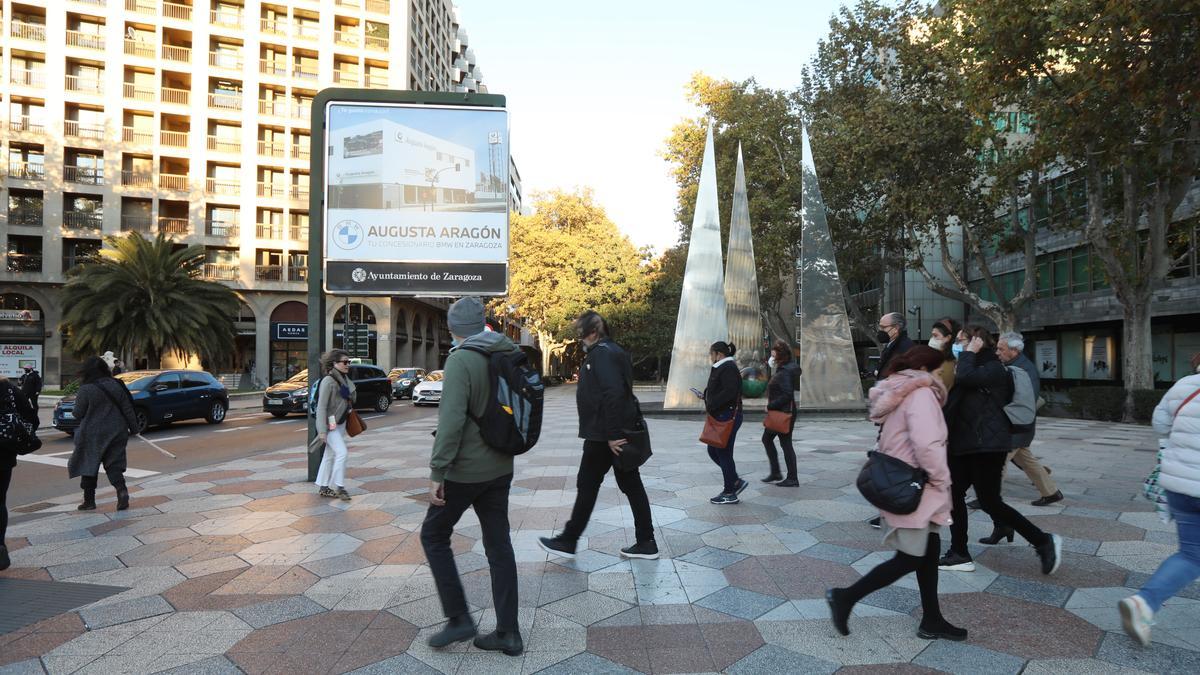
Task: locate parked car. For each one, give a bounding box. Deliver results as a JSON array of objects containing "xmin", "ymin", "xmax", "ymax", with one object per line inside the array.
[
  {"xmin": 389, "ymin": 367, "xmax": 427, "ymax": 399},
  {"xmin": 262, "ymin": 364, "xmax": 393, "ymax": 416},
  {"xmin": 411, "ymin": 370, "xmax": 444, "ymax": 406},
  {"xmin": 53, "ymin": 370, "xmax": 228, "ymax": 435}
]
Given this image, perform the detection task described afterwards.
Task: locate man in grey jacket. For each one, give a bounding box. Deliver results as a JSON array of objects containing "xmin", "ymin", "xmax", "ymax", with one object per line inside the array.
[{"xmin": 998, "ymin": 332, "xmax": 1062, "ymax": 506}]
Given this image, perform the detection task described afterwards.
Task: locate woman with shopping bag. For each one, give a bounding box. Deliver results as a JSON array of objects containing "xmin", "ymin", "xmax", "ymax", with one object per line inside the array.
[
  {"xmin": 698, "ymin": 341, "xmax": 746, "ymax": 504},
  {"xmin": 761, "ymin": 340, "xmax": 801, "ymax": 487}
]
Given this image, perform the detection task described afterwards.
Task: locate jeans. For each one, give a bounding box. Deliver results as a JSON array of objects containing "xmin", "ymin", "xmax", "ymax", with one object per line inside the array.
[
  {"xmin": 762, "ymin": 419, "xmax": 797, "ymax": 480},
  {"xmin": 562, "ymin": 440, "xmax": 655, "ymax": 544},
  {"xmin": 420, "ymin": 474, "xmax": 518, "ymax": 632},
  {"xmin": 1, "ymin": 466, "xmax": 11, "ymax": 544},
  {"xmin": 707, "ymin": 408, "xmax": 743, "ymax": 493},
  {"xmin": 949, "ymin": 452, "xmax": 1049, "ymax": 555},
  {"xmin": 1138, "ymin": 490, "xmax": 1200, "ymax": 613},
  {"xmin": 315, "ymin": 425, "xmax": 348, "ymax": 488}
]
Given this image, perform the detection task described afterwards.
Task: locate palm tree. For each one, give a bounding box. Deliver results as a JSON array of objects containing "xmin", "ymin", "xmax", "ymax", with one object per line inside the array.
[{"xmin": 61, "ymin": 232, "xmax": 239, "ymax": 367}]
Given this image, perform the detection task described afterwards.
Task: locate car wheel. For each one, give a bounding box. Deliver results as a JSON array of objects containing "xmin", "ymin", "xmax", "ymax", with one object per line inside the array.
[
  {"xmin": 206, "ymin": 401, "xmax": 228, "ymax": 424},
  {"xmin": 270, "ymin": 411, "xmax": 289, "ymax": 418},
  {"xmin": 374, "ymin": 393, "xmax": 391, "ymax": 412},
  {"xmin": 133, "ymin": 409, "xmax": 149, "ymax": 435}
]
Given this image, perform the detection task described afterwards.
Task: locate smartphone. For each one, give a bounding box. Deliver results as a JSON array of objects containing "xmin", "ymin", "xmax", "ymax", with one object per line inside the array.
[{"xmin": 690, "ymin": 387, "xmax": 703, "ymax": 398}]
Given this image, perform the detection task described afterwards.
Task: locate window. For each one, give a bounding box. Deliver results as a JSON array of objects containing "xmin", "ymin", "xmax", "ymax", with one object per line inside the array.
[
  {"xmin": 1036, "ymin": 259, "xmax": 1051, "ymax": 298},
  {"xmin": 154, "ymin": 373, "xmax": 182, "ymax": 390},
  {"xmin": 1071, "ymin": 247, "xmax": 1090, "ymax": 293},
  {"xmin": 1052, "ymin": 251, "xmax": 1070, "ymax": 296},
  {"xmin": 182, "ymin": 372, "xmax": 210, "ymax": 388}
]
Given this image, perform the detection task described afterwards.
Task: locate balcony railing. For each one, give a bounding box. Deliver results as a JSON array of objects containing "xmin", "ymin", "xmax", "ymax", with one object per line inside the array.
[
  {"xmin": 292, "ymin": 143, "xmax": 310, "ymax": 160},
  {"xmin": 290, "ymin": 185, "xmax": 310, "ymax": 201},
  {"xmin": 124, "ymin": 82, "xmax": 155, "ymax": 101},
  {"xmin": 364, "ymin": 73, "xmax": 388, "ymax": 89},
  {"xmin": 208, "ymin": 136, "xmax": 242, "ymax": 153},
  {"xmin": 209, "ymin": 51, "xmax": 244, "ymax": 70},
  {"xmin": 10, "ymin": 21, "xmax": 46, "ymax": 42},
  {"xmin": 162, "ymin": 44, "xmax": 192, "ymax": 62},
  {"xmin": 288, "ymin": 266, "xmax": 308, "ymax": 282},
  {"xmin": 64, "ymin": 255, "xmax": 98, "ymax": 271},
  {"xmin": 257, "ymin": 182, "xmax": 285, "ymax": 198},
  {"xmin": 65, "ymin": 166, "xmax": 104, "ymax": 185},
  {"xmin": 211, "ymin": 9, "xmax": 243, "ymax": 27},
  {"xmin": 161, "ymin": 87, "xmax": 190, "ymax": 105},
  {"xmin": 289, "ymin": 226, "xmax": 310, "ymax": 241},
  {"xmin": 204, "ymin": 263, "xmax": 239, "ymax": 280},
  {"xmin": 65, "ymin": 121, "xmax": 106, "ymax": 141},
  {"xmin": 334, "ymin": 30, "xmax": 360, "ymax": 47},
  {"xmin": 333, "ymin": 71, "xmax": 360, "ymax": 86},
  {"xmin": 255, "ymin": 265, "xmax": 283, "ymax": 281},
  {"xmin": 293, "ymin": 103, "xmax": 312, "ymax": 120},
  {"xmin": 162, "ymin": 2, "xmax": 193, "ymax": 21},
  {"xmin": 260, "ymin": 59, "xmax": 289, "ymax": 77},
  {"xmin": 160, "ymin": 129, "xmax": 189, "ymax": 147},
  {"xmin": 65, "ymin": 75, "xmax": 104, "ymax": 94},
  {"xmin": 64, "ymin": 211, "xmax": 103, "ymax": 230},
  {"xmin": 366, "ymin": 0, "xmax": 390, "ymax": 13},
  {"xmin": 65, "ymin": 30, "xmax": 104, "ymax": 50},
  {"xmin": 121, "ymin": 215, "xmax": 153, "ymax": 232},
  {"xmin": 6, "ymin": 254, "xmax": 43, "ymax": 273},
  {"xmin": 209, "ymin": 92, "xmax": 243, "ymax": 110},
  {"xmin": 9, "ymin": 117, "xmax": 45, "ymax": 134},
  {"xmin": 121, "ymin": 170, "xmax": 154, "ymax": 188},
  {"xmin": 336, "ymin": 0, "xmax": 361, "ymax": 7},
  {"xmin": 256, "ymin": 223, "xmax": 284, "ymax": 239},
  {"xmin": 294, "ymin": 23, "xmax": 319, "ymax": 41},
  {"xmin": 9, "ymin": 68, "xmax": 45, "ymax": 87},
  {"xmin": 124, "ymin": 39, "xmax": 156, "ymax": 58},
  {"xmin": 125, "ymin": 0, "xmax": 156, "ymax": 14},
  {"xmin": 158, "ymin": 217, "xmax": 190, "ymax": 235},
  {"xmin": 364, "ymin": 35, "xmax": 389, "ymax": 51},
  {"xmin": 7, "ymin": 209, "xmax": 43, "ymax": 227},
  {"xmin": 122, "ymin": 127, "xmax": 154, "ymax": 145},
  {"xmin": 10, "ymin": 162, "xmax": 46, "ymax": 180},
  {"xmin": 258, "ymin": 140, "xmax": 285, "ymax": 157},
  {"xmin": 293, "ymin": 66, "xmax": 319, "ymax": 81},
  {"xmin": 261, "ymin": 18, "xmax": 287, "ymax": 35},
  {"xmin": 159, "ymin": 173, "xmax": 189, "ymax": 191},
  {"xmin": 259, "ymin": 99, "xmax": 288, "ymax": 116},
  {"xmin": 206, "ymin": 178, "xmax": 240, "ymax": 196},
  {"xmin": 206, "ymin": 221, "xmax": 239, "ymax": 238}
]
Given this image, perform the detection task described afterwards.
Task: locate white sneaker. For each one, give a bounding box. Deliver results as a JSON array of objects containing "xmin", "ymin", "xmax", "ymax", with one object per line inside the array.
[{"xmin": 1119, "ymin": 594, "xmax": 1153, "ymax": 647}]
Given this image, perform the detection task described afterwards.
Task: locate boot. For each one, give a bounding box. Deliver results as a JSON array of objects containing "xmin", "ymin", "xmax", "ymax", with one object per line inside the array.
[
  {"xmin": 78, "ymin": 488, "xmax": 96, "ymax": 511},
  {"xmin": 473, "ymin": 630, "xmax": 524, "ymax": 656},
  {"xmin": 0, "ymin": 544, "xmax": 10, "ymax": 571},
  {"xmin": 761, "ymin": 473, "xmax": 783, "ymax": 483},
  {"xmin": 978, "ymin": 525, "xmax": 1015, "ymax": 545},
  {"xmin": 428, "ymin": 614, "xmax": 476, "ymax": 648},
  {"xmin": 116, "ymin": 485, "xmax": 130, "ymax": 511}
]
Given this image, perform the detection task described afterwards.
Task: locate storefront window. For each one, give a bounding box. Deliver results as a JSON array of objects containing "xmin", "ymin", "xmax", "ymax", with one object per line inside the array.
[
  {"xmin": 1061, "ymin": 331, "xmax": 1084, "ymax": 379},
  {"xmin": 1174, "ymin": 332, "xmax": 1200, "ymax": 381},
  {"xmin": 270, "ymin": 341, "xmax": 306, "ymax": 383},
  {"xmin": 1152, "ymin": 332, "xmax": 1173, "ymax": 383},
  {"xmin": 1085, "ymin": 334, "xmax": 1115, "ymax": 380}
]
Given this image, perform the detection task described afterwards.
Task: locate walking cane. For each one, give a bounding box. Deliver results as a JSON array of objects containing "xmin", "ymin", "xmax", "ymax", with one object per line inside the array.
[{"xmin": 137, "ymin": 433, "xmax": 177, "ymax": 459}]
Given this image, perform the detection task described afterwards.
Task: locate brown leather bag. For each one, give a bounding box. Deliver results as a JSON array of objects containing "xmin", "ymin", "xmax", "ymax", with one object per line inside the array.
[
  {"xmin": 345, "ymin": 410, "xmax": 367, "ymax": 437},
  {"xmin": 700, "ymin": 414, "xmax": 735, "ymax": 447},
  {"xmin": 763, "ymin": 410, "xmax": 793, "ymax": 434}
]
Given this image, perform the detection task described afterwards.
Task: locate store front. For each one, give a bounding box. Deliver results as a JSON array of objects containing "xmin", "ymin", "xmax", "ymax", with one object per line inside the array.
[{"xmin": 270, "ymin": 301, "xmax": 308, "ymax": 384}]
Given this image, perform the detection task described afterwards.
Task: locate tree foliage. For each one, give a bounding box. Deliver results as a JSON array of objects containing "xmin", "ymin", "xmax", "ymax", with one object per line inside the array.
[{"xmin": 61, "ymin": 232, "xmax": 240, "ymax": 365}]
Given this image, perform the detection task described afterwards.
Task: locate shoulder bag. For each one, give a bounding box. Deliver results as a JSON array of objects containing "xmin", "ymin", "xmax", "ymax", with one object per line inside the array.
[
  {"xmin": 763, "ymin": 368, "xmax": 796, "ymax": 434},
  {"xmin": 700, "ymin": 408, "xmax": 737, "ymax": 447},
  {"xmin": 345, "ymin": 409, "xmax": 367, "ymax": 437},
  {"xmin": 1143, "ymin": 387, "xmax": 1200, "ymax": 520},
  {"xmin": 856, "ymin": 450, "xmax": 928, "ymax": 515}
]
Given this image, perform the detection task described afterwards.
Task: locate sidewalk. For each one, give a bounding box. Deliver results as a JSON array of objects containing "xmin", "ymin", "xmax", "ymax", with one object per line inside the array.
[{"xmin": 3, "ymin": 387, "xmax": 1198, "ymax": 674}]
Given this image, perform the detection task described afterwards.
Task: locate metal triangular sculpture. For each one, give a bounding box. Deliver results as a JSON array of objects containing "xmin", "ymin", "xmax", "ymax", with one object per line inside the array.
[
  {"xmin": 665, "ymin": 125, "xmax": 729, "ymax": 410},
  {"xmin": 724, "ymin": 144, "xmax": 765, "ymax": 372},
  {"xmin": 797, "ymin": 126, "xmax": 865, "ymax": 409}
]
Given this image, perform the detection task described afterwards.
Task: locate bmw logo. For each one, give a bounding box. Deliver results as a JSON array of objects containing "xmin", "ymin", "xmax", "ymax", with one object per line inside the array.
[
  {"xmin": 333, "ymin": 220, "xmax": 363, "ymax": 250},
  {"xmin": 351, "ymin": 268, "xmax": 367, "ymax": 283}
]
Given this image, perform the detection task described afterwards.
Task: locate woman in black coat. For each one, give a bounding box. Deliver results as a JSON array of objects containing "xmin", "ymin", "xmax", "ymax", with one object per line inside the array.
[
  {"xmin": 762, "ymin": 340, "xmax": 801, "ymax": 487},
  {"xmin": 938, "ymin": 326, "xmax": 1061, "ymax": 576},
  {"xmin": 700, "ymin": 341, "xmax": 746, "ymax": 504},
  {"xmin": 1, "ymin": 376, "xmax": 39, "ymax": 571},
  {"xmin": 68, "ymin": 357, "xmax": 138, "ymax": 511}
]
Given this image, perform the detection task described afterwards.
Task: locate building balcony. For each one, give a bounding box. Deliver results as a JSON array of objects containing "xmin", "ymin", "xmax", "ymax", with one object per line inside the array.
[
  {"xmin": 121, "ymin": 215, "xmax": 153, "ymax": 232},
  {"xmin": 334, "ymin": 30, "xmax": 360, "ymax": 48},
  {"xmin": 258, "ymin": 140, "xmax": 285, "ymax": 158},
  {"xmin": 65, "ymin": 75, "xmax": 104, "ymax": 95},
  {"xmin": 162, "ymin": 44, "xmax": 192, "ymax": 63},
  {"xmin": 204, "ymin": 263, "xmax": 239, "ymax": 280},
  {"xmin": 259, "ymin": 99, "xmax": 289, "ymax": 117},
  {"xmin": 122, "ymin": 127, "xmax": 154, "ymax": 145},
  {"xmin": 288, "ymin": 266, "xmax": 308, "ymax": 282},
  {"xmin": 206, "ymin": 221, "xmax": 239, "ymax": 238},
  {"xmin": 65, "ymin": 166, "xmax": 104, "ymax": 185},
  {"xmin": 121, "ymin": 170, "xmax": 154, "ymax": 188},
  {"xmin": 366, "ymin": 0, "xmax": 390, "ymax": 14},
  {"xmin": 293, "ymin": 104, "xmax": 312, "ymax": 121},
  {"xmin": 124, "ymin": 39, "xmax": 156, "ymax": 58},
  {"xmin": 65, "ymin": 30, "xmax": 104, "ymax": 50},
  {"xmin": 256, "ymin": 223, "xmax": 284, "ymax": 239},
  {"xmin": 289, "ymin": 226, "xmax": 309, "ymax": 241},
  {"xmin": 9, "ymin": 116, "xmax": 45, "ymax": 135},
  {"xmin": 158, "ymin": 217, "xmax": 190, "ymax": 235},
  {"xmin": 65, "ymin": 120, "xmax": 106, "ymax": 142},
  {"xmin": 205, "ymin": 178, "xmax": 240, "ymax": 196},
  {"xmin": 210, "ymin": 9, "xmax": 243, "ymax": 28},
  {"xmin": 209, "ymin": 92, "xmax": 243, "ymax": 111},
  {"xmin": 124, "ymin": 82, "xmax": 156, "ymax": 101},
  {"xmin": 162, "ymin": 87, "xmax": 190, "ymax": 105},
  {"xmin": 333, "ymin": 71, "xmax": 360, "ymax": 86},
  {"xmin": 63, "ymin": 211, "xmax": 103, "ymax": 230},
  {"xmin": 9, "ymin": 162, "xmax": 46, "ymax": 181},
  {"xmin": 162, "ymin": 2, "xmax": 193, "ymax": 21},
  {"xmin": 63, "ymin": 255, "xmax": 97, "ymax": 272},
  {"xmin": 160, "ymin": 129, "xmax": 189, "ymax": 147},
  {"xmin": 125, "ymin": 0, "xmax": 156, "ymax": 14},
  {"xmin": 208, "ymin": 136, "xmax": 242, "ymax": 153},
  {"xmin": 293, "ymin": 24, "xmax": 319, "ymax": 41},
  {"xmin": 335, "ymin": 0, "xmax": 361, "ymax": 7},
  {"xmin": 159, "ymin": 173, "xmax": 189, "ymax": 191},
  {"xmin": 257, "ymin": 182, "xmax": 286, "ymax": 198},
  {"xmin": 70, "ymin": 0, "xmax": 107, "ymax": 5},
  {"xmin": 255, "ymin": 265, "xmax": 283, "ymax": 281},
  {"xmin": 292, "ymin": 66, "xmax": 318, "ymax": 81},
  {"xmin": 10, "ymin": 21, "xmax": 46, "ymax": 42},
  {"xmin": 292, "ymin": 143, "xmax": 310, "ymax": 161},
  {"xmin": 6, "ymin": 254, "xmax": 42, "ymax": 274},
  {"xmin": 290, "ymin": 186, "xmax": 310, "ymax": 202},
  {"xmin": 259, "ymin": 59, "xmax": 289, "ymax": 78},
  {"xmin": 364, "ymin": 73, "xmax": 388, "ymax": 89},
  {"xmin": 260, "ymin": 18, "xmax": 288, "ymax": 36},
  {"xmin": 365, "ymin": 35, "xmax": 389, "ymax": 51},
  {"xmin": 209, "ymin": 52, "xmax": 244, "ymax": 71},
  {"xmin": 9, "ymin": 68, "xmax": 45, "ymax": 88},
  {"xmin": 7, "ymin": 209, "xmax": 43, "ymax": 228}
]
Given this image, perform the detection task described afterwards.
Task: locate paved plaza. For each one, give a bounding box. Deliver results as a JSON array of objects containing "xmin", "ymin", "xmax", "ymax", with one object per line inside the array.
[{"xmin": 2, "ymin": 386, "xmax": 1198, "ymax": 674}]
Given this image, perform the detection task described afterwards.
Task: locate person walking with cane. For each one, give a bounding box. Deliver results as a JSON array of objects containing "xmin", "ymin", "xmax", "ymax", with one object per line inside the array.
[{"xmin": 68, "ymin": 357, "xmax": 138, "ymax": 511}]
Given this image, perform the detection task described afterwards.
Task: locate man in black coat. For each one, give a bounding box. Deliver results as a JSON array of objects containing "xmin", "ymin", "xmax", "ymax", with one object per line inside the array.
[
  {"xmin": 874, "ymin": 312, "xmax": 915, "ymax": 381},
  {"xmin": 540, "ymin": 310, "xmax": 658, "ymax": 560},
  {"xmin": 18, "ymin": 365, "xmax": 42, "ymax": 409}
]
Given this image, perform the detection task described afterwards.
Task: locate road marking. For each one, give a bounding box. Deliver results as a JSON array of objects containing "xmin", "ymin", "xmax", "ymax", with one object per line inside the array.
[
  {"xmin": 213, "ymin": 427, "xmax": 250, "ymax": 433},
  {"xmin": 269, "ymin": 419, "xmax": 301, "ymax": 425},
  {"xmin": 362, "ymin": 415, "xmax": 386, "ymax": 420},
  {"xmin": 17, "ymin": 453, "xmax": 158, "ymax": 478},
  {"xmin": 44, "ymin": 451, "xmax": 73, "ymax": 457},
  {"xmin": 228, "ymin": 414, "xmax": 263, "ymax": 421},
  {"xmin": 152, "ymin": 435, "xmax": 189, "ymax": 442}
]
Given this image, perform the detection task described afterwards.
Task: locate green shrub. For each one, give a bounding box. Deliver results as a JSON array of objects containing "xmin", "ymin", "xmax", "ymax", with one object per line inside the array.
[
  {"xmin": 1066, "ymin": 386, "xmax": 1124, "ymax": 422},
  {"xmin": 62, "ymin": 379, "xmax": 81, "ymax": 396},
  {"xmin": 1133, "ymin": 389, "xmax": 1167, "ymax": 423}
]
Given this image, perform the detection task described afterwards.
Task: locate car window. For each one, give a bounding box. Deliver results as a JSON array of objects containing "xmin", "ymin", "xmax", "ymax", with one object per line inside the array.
[
  {"xmin": 116, "ymin": 372, "xmax": 156, "ymax": 391},
  {"xmin": 154, "ymin": 373, "xmax": 182, "ymax": 390},
  {"xmin": 182, "ymin": 372, "xmax": 210, "ymax": 388},
  {"xmin": 425, "ymin": 371, "xmax": 444, "ymax": 382},
  {"xmin": 284, "ymin": 370, "xmax": 308, "ymax": 384}
]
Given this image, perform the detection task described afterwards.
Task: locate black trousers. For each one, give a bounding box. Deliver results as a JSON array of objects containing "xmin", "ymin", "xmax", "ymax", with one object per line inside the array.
[
  {"xmin": 841, "ymin": 532, "xmax": 944, "ymax": 624},
  {"xmin": 762, "ymin": 419, "xmax": 797, "ymax": 479},
  {"xmin": 1, "ymin": 466, "xmax": 11, "ymax": 544},
  {"xmin": 420, "ymin": 473, "xmax": 518, "ymax": 632},
  {"xmin": 949, "ymin": 452, "xmax": 1049, "ymax": 555},
  {"xmin": 81, "ymin": 472, "xmax": 126, "ymax": 491},
  {"xmin": 562, "ymin": 440, "xmax": 654, "ymax": 544}
]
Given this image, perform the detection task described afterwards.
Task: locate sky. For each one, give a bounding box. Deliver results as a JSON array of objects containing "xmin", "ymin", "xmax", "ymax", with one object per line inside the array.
[{"xmin": 453, "ymin": 0, "xmax": 851, "ymax": 254}]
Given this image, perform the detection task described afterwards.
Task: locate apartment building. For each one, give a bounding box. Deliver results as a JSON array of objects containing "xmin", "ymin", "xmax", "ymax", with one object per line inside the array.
[{"xmin": 0, "ymin": 0, "xmax": 500, "ymax": 387}]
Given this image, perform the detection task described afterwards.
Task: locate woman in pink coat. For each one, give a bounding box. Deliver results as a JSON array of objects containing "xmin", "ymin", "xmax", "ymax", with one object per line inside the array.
[{"xmin": 827, "ymin": 346, "xmax": 966, "ymax": 641}]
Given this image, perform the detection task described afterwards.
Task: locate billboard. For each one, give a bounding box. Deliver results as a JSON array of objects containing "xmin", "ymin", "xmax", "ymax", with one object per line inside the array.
[
  {"xmin": 0, "ymin": 343, "xmax": 42, "ymax": 378},
  {"xmin": 323, "ymin": 101, "xmax": 509, "ymax": 295}
]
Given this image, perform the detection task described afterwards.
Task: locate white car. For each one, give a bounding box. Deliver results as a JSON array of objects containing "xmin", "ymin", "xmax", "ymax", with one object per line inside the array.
[{"xmin": 411, "ymin": 370, "xmax": 444, "ymax": 406}]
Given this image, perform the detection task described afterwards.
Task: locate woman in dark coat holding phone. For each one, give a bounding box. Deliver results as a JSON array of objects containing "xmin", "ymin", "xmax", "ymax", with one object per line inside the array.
[
  {"xmin": 68, "ymin": 357, "xmax": 138, "ymax": 511},
  {"xmin": 702, "ymin": 341, "xmax": 746, "ymax": 504}
]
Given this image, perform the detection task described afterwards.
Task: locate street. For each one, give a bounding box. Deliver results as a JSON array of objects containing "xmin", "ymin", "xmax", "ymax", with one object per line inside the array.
[{"xmin": 10, "ymin": 399, "xmax": 438, "ymax": 510}]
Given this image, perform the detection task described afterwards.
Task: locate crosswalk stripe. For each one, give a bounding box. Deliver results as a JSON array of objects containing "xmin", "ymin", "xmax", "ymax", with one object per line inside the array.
[{"xmin": 17, "ymin": 453, "xmax": 158, "ymax": 478}]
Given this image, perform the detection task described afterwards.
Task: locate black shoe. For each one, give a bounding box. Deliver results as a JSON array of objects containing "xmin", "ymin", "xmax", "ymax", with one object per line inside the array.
[
  {"xmin": 473, "ymin": 630, "xmax": 524, "ymax": 656},
  {"xmin": 868, "ymin": 516, "xmax": 882, "ymax": 530},
  {"xmin": 917, "ymin": 618, "xmax": 968, "ymax": 641},
  {"xmin": 1037, "ymin": 534, "xmax": 1062, "ymax": 575},
  {"xmin": 116, "ymin": 486, "xmax": 129, "ymax": 511},
  {"xmin": 978, "ymin": 526, "xmax": 1015, "ymax": 545},
  {"xmin": 538, "ymin": 536, "xmax": 577, "ymax": 559},
  {"xmin": 776, "ymin": 478, "xmax": 800, "ymax": 487},
  {"xmin": 1031, "ymin": 491, "xmax": 1064, "ymax": 507},
  {"xmin": 966, "ymin": 498, "xmax": 982, "ymax": 510},
  {"xmin": 937, "ymin": 551, "xmax": 976, "ymax": 572},
  {"xmin": 734, "ymin": 478, "xmax": 749, "ymax": 495},
  {"xmin": 0, "ymin": 545, "xmax": 9, "ymax": 572},
  {"xmin": 77, "ymin": 489, "xmax": 96, "ymax": 511},
  {"xmin": 710, "ymin": 492, "xmax": 740, "ymax": 505},
  {"xmin": 428, "ymin": 615, "xmax": 476, "ymax": 648},
  {"xmin": 620, "ymin": 540, "xmax": 659, "ymax": 560},
  {"xmin": 761, "ymin": 473, "xmax": 783, "ymax": 483},
  {"xmin": 826, "ymin": 588, "xmax": 851, "ymax": 636}
]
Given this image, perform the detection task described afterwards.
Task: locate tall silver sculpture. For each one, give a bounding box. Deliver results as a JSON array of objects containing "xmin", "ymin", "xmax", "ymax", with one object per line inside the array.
[
  {"xmin": 724, "ymin": 144, "xmax": 764, "ymax": 369},
  {"xmin": 797, "ymin": 126, "xmax": 865, "ymax": 409},
  {"xmin": 665, "ymin": 125, "xmax": 729, "ymax": 410}
]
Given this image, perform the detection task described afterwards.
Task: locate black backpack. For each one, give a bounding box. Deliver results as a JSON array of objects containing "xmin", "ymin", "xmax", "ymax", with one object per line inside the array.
[{"xmin": 459, "ymin": 345, "xmax": 544, "ymax": 455}]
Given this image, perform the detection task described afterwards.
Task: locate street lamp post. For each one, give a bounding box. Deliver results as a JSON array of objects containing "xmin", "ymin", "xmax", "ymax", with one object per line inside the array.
[
  {"xmin": 908, "ymin": 305, "xmax": 923, "ymax": 340},
  {"xmin": 423, "ymin": 164, "xmax": 460, "ymax": 212}
]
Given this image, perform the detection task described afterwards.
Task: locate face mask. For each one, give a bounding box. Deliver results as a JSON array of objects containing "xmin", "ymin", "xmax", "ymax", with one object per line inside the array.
[
  {"xmin": 951, "ymin": 343, "xmax": 964, "ymax": 357},
  {"xmin": 450, "ymin": 338, "xmax": 459, "ymax": 348},
  {"xmin": 768, "ymin": 356, "xmax": 777, "ymax": 369},
  {"xmin": 876, "ymin": 330, "xmax": 891, "ymax": 344},
  {"xmin": 928, "ymin": 338, "xmax": 945, "ymax": 350}
]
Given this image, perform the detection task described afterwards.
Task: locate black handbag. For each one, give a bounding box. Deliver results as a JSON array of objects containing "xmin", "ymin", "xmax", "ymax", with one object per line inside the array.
[
  {"xmin": 614, "ymin": 397, "xmax": 652, "ymax": 472},
  {"xmin": 856, "ymin": 451, "xmax": 928, "ymax": 515}
]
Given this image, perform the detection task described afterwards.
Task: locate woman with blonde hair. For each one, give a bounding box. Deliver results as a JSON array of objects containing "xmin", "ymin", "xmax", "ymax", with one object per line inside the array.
[{"xmin": 314, "ymin": 349, "xmax": 356, "ymax": 501}]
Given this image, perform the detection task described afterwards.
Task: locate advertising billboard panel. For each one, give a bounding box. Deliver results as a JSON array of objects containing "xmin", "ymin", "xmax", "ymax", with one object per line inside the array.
[{"xmin": 0, "ymin": 343, "xmax": 42, "ymax": 378}]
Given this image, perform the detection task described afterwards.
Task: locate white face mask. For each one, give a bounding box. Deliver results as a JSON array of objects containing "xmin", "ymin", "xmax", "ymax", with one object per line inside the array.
[
  {"xmin": 928, "ymin": 337, "xmax": 945, "ymax": 350},
  {"xmin": 768, "ymin": 356, "xmax": 777, "ymax": 369}
]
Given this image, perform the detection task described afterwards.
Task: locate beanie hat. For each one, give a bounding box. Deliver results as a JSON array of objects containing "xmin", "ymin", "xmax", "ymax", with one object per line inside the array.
[{"xmin": 448, "ymin": 297, "xmax": 486, "ymax": 338}]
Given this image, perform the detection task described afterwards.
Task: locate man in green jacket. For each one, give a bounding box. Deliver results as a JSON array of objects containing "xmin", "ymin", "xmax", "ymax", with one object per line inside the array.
[{"xmin": 421, "ymin": 296, "xmax": 523, "ymax": 657}]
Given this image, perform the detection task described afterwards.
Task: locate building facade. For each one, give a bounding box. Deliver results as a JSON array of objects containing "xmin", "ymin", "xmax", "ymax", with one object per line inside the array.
[{"xmin": 0, "ymin": 0, "xmax": 503, "ymax": 387}]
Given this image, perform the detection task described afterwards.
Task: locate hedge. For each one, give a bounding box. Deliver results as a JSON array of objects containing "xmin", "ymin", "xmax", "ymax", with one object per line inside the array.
[{"xmin": 1065, "ymin": 386, "xmax": 1165, "ymax": 423}]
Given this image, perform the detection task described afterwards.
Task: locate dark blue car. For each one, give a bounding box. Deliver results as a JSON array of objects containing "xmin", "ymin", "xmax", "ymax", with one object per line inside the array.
[{"xmin": 53, "ymin": 370, "xmax": 229, "ymax": 435}]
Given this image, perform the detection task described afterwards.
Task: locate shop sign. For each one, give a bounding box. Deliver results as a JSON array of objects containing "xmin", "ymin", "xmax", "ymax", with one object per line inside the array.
[{"xmin": 273, "ymin": 323, "xmax": 308, "ymax": 341}]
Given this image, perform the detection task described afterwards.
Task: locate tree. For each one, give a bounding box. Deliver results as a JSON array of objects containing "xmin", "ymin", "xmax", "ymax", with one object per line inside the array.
[
  {"xmin": 61, "ymin": 232, "xmax": 240, "ymax": 366},
  {"xmin": 608, "ymin": 244, "xmax": 687, "ymax": 378},
  {"xmin": 940, "ymin": 0, "xmax": 1200, "ymax": 415}
]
